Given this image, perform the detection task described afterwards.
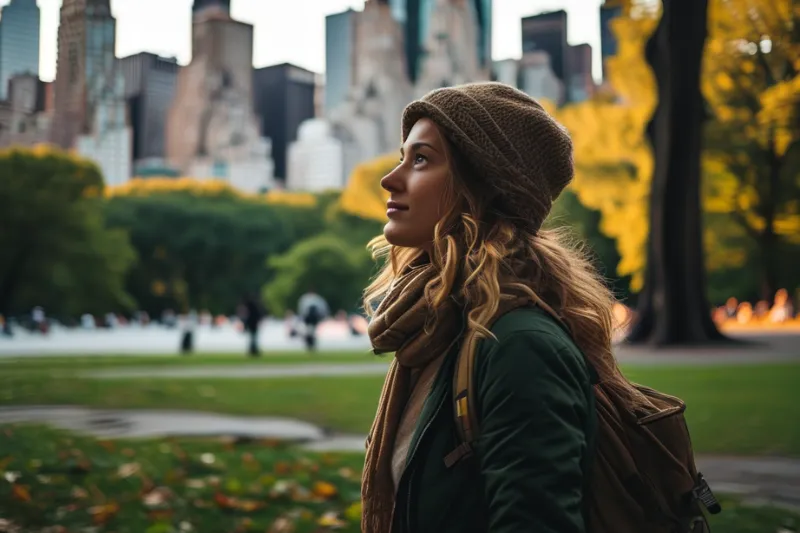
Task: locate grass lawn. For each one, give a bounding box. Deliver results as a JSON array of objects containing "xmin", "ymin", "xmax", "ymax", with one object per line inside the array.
[
  {"xmin": 0, "ymin": 351, "xmax": 382, "ymax": 374},
  {"xmin": 0, "ymin": 425, "xmax": 797, "ymax": 533},
  {"xmin": 1, "ymin": 360, "xmax": 798, "ymax": 457}
]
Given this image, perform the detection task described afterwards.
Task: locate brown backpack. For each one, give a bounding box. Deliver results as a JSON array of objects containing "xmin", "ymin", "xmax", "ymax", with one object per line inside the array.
[{"xmin": 444, "ymin": 307, "xmax": 722, "ymax": 533}]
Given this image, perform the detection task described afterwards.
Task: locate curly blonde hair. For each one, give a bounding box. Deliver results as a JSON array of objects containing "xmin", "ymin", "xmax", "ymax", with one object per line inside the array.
[{"xmin": 363, "ymin": 140, "xmax": 646, "ymax": 406}]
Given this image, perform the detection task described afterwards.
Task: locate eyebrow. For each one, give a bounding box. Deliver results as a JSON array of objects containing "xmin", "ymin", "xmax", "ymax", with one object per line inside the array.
[{"xmin": 400, "ymin": 141, "xmax": 438, "ymax": 156}]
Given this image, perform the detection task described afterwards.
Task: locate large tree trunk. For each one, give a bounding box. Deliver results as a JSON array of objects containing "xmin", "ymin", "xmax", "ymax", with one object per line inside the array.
[{"xmin": 627, "ymin": 0, "xmax": 729, "ymax": 345}]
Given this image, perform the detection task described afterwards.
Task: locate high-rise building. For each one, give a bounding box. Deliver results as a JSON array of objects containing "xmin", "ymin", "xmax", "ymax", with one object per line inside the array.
[
  {"xmin": 253, "ymin": 63, "xmax": 317, "ymax": 182},
  {"xmin": 415, "ymin": 0, "xmax": 488, "ymax": 95},
  {"xmin": 50, "ymin": 0, "xmax": 131, "ymax": 185},
  {"xmin": 402, "ymin": 0, "xmax": 491, "ymax": 82},
  {"xmin": 521, "ymin": 10, "xmax": 569, "ymax": 87},
  {"xmin": 0, "ymin": 74, "xmax": 52, "ymax": 148},
  {"xmin": 324, "ymin": 9, "xmax": 356, "ymax": 114},
  {"xmin": 600, "ymin": 2, "xmax": 622, "ymax": 79},
  {"xmin": 0, "ymin": 0, "xmax": 40, "ymax": 100},
  {"xmin": 193, "ymin": 0, "xmax": 230, "ymax": 13},
  {"xmin": 119, "ymin": 53, "xmax": 179, "ymax": 172},
  {"xmin": 567, "ymin": 43, "xmax": 594, "ymax": 102},
  {"xmin": 165, "ymin": 0, "xmax": 274, "ymax": 192}
]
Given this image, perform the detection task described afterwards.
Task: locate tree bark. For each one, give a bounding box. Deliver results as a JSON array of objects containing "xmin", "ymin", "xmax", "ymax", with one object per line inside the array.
[{"xmin": 627, "ymin": 0, "xmax": 730, "ymax": 345}]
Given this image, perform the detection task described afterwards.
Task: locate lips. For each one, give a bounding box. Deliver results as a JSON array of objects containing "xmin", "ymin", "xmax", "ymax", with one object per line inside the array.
[{"xmin": 386, "ymin": 200, "xmax": 409, "ymax": 211}]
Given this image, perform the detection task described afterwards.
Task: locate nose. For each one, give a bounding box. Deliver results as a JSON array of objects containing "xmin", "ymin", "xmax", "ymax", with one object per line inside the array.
[{"xmin": 380, "ymin": 162, "xmax": 405, "ymax": 194}]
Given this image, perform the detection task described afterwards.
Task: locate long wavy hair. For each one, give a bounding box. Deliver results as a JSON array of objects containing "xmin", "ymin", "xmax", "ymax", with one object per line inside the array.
[{"xmin": 363, "ymin": 136, "xmax": 647, "ymax": 406}]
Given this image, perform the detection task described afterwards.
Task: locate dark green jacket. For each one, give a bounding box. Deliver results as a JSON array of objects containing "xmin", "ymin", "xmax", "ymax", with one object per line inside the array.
[{"xmin": 391, "ymin": 307, "xmax": 597, "ymax": 533}]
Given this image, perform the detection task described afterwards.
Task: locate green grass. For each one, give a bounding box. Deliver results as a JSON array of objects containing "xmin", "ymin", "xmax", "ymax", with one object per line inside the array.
[
  {"xmin": 1, "ymin": 359, "xmax": 799, "ymax": 456},
  {"xmin": 0, "ymin": 425, "xmax": 796, "ymax": 533},
  {"xmin": 0, "ymin": 351, "xmax": 383, "ymax": 374},
  {"xmin": 0, "ymin": 425, "xmax": 365, "ymax": 533}
]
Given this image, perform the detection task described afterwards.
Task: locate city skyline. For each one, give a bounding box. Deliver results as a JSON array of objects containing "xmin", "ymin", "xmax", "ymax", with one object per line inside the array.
[{"xmin": 3, "ymin": 0, "xmax": 604, "ymax": 83}]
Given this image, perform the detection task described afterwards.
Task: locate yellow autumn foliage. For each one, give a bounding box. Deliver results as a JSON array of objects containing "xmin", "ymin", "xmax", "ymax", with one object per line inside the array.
[
  {"xmin": 106, "ymin": 177, "xmax": 319, "ymax": 208},
  {"xmin": 339, "ymin": 153, "xmax": 399, "ymax": 221},
  {"xmin": 106, "ymin": 177, "xmax": 246, "ymax": 199},
  {"xmin": 554, "ymin": 11, "xmax": 658, "ymax": 290}
]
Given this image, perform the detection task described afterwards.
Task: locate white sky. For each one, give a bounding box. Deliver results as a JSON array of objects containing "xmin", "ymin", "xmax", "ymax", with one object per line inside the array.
[{"xmin": 6, "ymin": 0, "xmax": 603, "ymax": 82}]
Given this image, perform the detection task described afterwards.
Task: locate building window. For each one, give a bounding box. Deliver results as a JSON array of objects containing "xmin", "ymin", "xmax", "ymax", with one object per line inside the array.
[{"xmin": 68, "ymin": 44, "xmax": 79, "ymax": 83}]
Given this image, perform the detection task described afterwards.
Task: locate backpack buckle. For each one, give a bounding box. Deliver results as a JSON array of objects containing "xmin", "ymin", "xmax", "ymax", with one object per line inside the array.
[
  {"xmin": 443, "ymin": 442, "xmax": 473, "ymax": 468},
  {"xmin": 693, "ymin": 473, "xmax": 722, "ymax": 515}
]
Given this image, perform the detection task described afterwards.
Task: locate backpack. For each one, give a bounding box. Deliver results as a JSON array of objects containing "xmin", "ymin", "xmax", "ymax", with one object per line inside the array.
[
  {"xmin": 445, "ymin": 306, "xmax": 722, "ymax": 533},
  {"xmin": 304, "ymin": 304, "xmax": 321, "ymax": 327}
]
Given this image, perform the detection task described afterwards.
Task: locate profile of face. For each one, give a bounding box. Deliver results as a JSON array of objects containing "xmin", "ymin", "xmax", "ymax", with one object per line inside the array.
[{"xmin": 381, "ymin": 118, "xmax": 453, "ymax": 250}]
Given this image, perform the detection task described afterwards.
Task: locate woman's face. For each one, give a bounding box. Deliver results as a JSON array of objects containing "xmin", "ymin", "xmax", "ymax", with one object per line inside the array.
[{"xmin": 381, "ymin": 118, "xmax": 452, "ymax": 250}]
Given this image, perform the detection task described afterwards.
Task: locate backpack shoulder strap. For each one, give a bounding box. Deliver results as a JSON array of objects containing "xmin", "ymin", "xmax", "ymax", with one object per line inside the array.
[
  {"xmin": 443, "ymin": 300, "xmax": 570, "ymax": 469},
  {"xmin": 444, "ymin": 338, "xmax": 479, "ymax": 468}
]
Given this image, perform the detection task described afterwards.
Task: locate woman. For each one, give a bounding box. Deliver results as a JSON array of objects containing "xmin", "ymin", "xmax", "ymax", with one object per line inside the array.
[{"xmin": 361, "ymin": 83, "xmax": 642, "ymax": 533}]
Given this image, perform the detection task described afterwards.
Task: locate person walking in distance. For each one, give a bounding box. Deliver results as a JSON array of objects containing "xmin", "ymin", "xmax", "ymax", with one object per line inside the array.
[
  {"xmin": 239, "ymin": 293, "xmax": 265, "ymax": 357},
  {"xmin": 297, "ymin": 288, "xmax": 329, "ymax": 352}
]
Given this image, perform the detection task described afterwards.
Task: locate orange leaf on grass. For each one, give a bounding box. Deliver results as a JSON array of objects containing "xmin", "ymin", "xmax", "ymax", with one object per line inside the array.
[
  {"xmin": 11, "ymin": 484, "xmax": 31, "ymax": 502},
  {"xmin": 312, "ymin": 481, "xmax": 338, "ymax": 499},
  {"xmin": 88, "ymin": 502, "xmax": 120, "ymax": 525}
]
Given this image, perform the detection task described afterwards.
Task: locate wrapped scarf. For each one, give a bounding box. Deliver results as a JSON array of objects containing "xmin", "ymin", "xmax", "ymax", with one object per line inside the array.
[
  {"xmin": 361, "ymin": 262, "xmax": 460, "ymax": 533},
  {"xmin": 362, "ymin": 261, "xmax": 533, "ymax": 533}
]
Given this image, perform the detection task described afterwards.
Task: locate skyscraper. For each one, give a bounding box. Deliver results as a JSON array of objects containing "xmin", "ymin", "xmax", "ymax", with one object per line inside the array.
[
  {"xmin": 165, "ymin": 0, "xmax": 274, "ymax": 192},
  {"xmin": 51, "ymin": 0, "xmax": 131, "ymax": 184},
  {"xmin": 119, "ymin": 52, "xmax": 179, "ymax": 169},
  {"xmin": 0, "ymin": 0, "xmax": 40, "ymax": 100},
  {"xmin": 567, "ymin": 43, "xmax": 594, "ymax": 102},
  {"xmin": 600, "ymin": 2, "xmax": 622, "ymax": 80},
  {"xmin": 399, "ymin": 0, "xmax": 491, "ymax": 82},
  {"xmin": 521, "ymin": 10, "xmax": 569, "ymax": 86},
  {"xmin": 253, "ymin": 63, "xmax": 316, "ymax": 181},
  {"xmin": 324, "ymin": 9, "xmax": 356, "ymax": 113},
  {"xmin": 193, "ymin": 0, "xmax": 230, "ymax": 13}
]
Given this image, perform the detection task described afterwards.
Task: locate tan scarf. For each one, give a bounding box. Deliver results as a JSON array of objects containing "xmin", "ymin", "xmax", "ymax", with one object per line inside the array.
[
  {"xmin": 361, "ymin": 260, "xmax": 535, "ymax": 533},
  {"xmin": 361, "ymin": 261, "xmax": 461, "ymax": 533}
]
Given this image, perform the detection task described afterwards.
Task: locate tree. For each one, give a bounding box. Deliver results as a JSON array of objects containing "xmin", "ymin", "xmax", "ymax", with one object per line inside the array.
[
  {"xmin": 554, "ymin": 10, "xmax": 658, "ymax": 291},
  {"xmin": 339, "ymin": 154, "xmax": 399, "ymax": 222},
  {"xmin": 702, "ymin": 0, "xmax": 800, "ymax": 300},
  {"xmin": 0, "ymin": 147, "xmax": 136, "ymax": 319},
  {"xmin": 627, "ymin": 0, "xmax": 727, "ymax": 345},
  {"xmin": 262, "ymin": 234, "xmax": 375, "ymax": 316},
  {"xmin": 547, "ymin": 190, "xmax": 633, "ymax": 299},
  {"xmin": 105, "ymin": 179, "xmax": 326, "ymax": 316}
]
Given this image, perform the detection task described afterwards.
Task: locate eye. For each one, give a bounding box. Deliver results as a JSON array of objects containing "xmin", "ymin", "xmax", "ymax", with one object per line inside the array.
[{"xmin": 413, "ymin": 154, "xmax": 427, "ymax": 165}]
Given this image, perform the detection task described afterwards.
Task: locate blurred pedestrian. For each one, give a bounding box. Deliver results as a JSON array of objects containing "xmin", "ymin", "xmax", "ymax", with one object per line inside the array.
[
  {"xmin": 297, "ymin": 288, "xmax": 329, "ymax": 352},
  {"xmin": 239, "ymin": 293, "xmax": 265, "ymax": 356}
]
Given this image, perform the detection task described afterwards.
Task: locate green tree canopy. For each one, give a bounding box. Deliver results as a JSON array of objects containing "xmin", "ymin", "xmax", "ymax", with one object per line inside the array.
[
  {"xmin": 262, "ymin": 234, "xmax": 375, "ymax": 316},
  {"xmin": 0, "ymin": 147, "xmax": 136, "ymax": 319},
  {"xmin": 105, "ymin": 183, "xmax": 326, "ymax": 316}
]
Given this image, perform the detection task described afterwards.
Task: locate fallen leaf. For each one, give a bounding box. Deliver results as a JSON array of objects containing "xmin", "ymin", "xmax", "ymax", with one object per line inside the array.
[
  {"xmin": 275, "ymin": 461, "xmax": 291, "ymax": 475},
  {"xmin": 88, "ymin": 502, "xmax": 120, "ymax": 525},
  {"xmin": 312, "ymin": 481, "xmax": 338, "ymax": 499},
  {"xmin": 117, "ymin": 462, "xmax": 140, "ymax": 478},
  {"xmin": 121, "ymin": 448, "xmax": 136, "ymax": 457},
  {"xmin": 344, "ymin": 501, "xmax": 362, "ymax": 522},
  {"xmin": 3, "ymin": 471, "xmax": 20, "ymax": 483},
  {"xmin": 147, "ymin": 509, "xmax": 174, "ymax": 522},
  {"xmin": 98, "ymin": 440, "xmax": 115, "ymax": 452},
  {"xmin": 317, "ymin": 511, "xmax": 346, "ymax": 528},
  {"xmin": 268, "ymin": 517, "xmax": 295, "ymax": 533},
  {"xmin": 185, "ymin": 478, "xmax": 205, "ymax": 489},
  {"xmin": 11, "ymin": 484, "xmax": 31, "ymax": 502},
  {"xmin": 142, "ymin": 487, "xmax": 172, "ymax": 508}
]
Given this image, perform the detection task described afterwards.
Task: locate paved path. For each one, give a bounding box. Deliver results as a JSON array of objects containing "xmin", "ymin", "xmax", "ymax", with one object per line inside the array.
[
  {"xmin": 0, "ymin": 321, "xmax": 372, "ymax": 358},
  {"xmin": 1, "ymin": 406, "xmax": 798, "ymax": 510}
]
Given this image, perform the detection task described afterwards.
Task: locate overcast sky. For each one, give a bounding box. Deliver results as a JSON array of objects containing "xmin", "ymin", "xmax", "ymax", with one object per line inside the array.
[{"xmin": 3, "ymin": 0, "xmax": 604, "ymax": 82}]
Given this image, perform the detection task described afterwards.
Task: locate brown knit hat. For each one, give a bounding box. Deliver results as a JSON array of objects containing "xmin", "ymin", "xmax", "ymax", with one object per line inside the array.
[{"xmin": 401, "ymin": 82, "xmax": 574, "ymax": 235}]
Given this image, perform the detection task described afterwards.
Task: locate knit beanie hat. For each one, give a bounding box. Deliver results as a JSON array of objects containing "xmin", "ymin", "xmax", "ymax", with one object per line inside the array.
[{"xmin": 401, "ymin": 82, "xmax": 574, "ymax": 235}]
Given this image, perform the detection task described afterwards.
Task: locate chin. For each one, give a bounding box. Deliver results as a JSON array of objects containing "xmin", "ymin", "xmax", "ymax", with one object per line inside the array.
[{"xmin": 383, "ymin": 221, "xmax": 421, "ymax": 248}]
